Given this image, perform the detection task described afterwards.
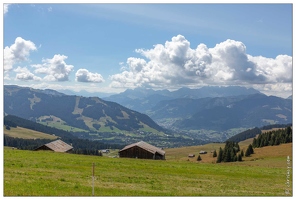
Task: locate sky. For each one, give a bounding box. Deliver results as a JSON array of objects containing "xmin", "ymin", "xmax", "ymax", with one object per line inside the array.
[{"xmin": 2, "ymin": 2, "xmax": 294, "ymax": 98}]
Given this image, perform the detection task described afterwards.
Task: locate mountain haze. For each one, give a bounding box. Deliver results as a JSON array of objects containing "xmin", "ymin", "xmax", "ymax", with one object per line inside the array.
[
  {"xmin": 153, "ymin": 94, "xmax": 292, "ymax": 131},
  {"xmin": 103, "ymin": 86, "xmax": 262, "ymax": 113}
]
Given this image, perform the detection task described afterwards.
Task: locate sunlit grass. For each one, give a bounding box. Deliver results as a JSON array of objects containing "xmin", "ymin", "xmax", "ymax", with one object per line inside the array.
[{"xmin": 4, "ymin": 143, "xmax": 292, "ymax": 196}]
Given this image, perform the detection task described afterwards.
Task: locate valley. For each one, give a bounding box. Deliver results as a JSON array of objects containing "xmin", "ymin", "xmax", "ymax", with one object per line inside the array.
[
  {"xmin": 3, "ymin": 97, "xmax": 293, "ymax": 196},
  {"xmin": 3, "ymin": 85, "xmax": 292, "ymax": 147}
]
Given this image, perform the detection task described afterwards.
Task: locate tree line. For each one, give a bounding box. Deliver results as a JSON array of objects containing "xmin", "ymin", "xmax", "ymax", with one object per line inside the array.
[
  {"xmin": 252, "ymin": 126, "xmax": 292, "ymax": 148},
  {"xmin": 226, "ymin": 123, "xmax": 292, "ymax": 143},
  {"xmin": 4, "ymin": 135, "xmax": 110, "ymax": 156},
  {"xmin": 226, "ymin": 127, "xmax": 261, "ymax": 143}
]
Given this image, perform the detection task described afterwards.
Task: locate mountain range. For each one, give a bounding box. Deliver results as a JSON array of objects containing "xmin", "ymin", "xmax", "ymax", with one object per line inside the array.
[
  {"xmin": 3, "ymin": 85, "xmax": 292, "ymax": 143},
  {"xmin": 103, "ymin": 86, "xmax": 292, "ymax": 133},
  {"xmin": 4, "ymin": 85, "xmax": 165, "ymax": 134},
  {"xmin": 103, "ymin": 86, "xmax": 262, "ymax": 113}
]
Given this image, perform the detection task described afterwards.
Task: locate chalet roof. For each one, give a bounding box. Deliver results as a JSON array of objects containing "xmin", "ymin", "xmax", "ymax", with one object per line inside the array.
[
  {"xmin": 41, "ymin": 139, "xmax": 73, "ymax": 152},
  {"xmin": 119, "ymin": 141, "xmax": 165, "ymax": 156}
]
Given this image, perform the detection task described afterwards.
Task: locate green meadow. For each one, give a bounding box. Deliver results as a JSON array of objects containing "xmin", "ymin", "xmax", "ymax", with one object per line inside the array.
[{"xmin": 3, "ymin": 143, "xmax": 292, "ymax": 196}]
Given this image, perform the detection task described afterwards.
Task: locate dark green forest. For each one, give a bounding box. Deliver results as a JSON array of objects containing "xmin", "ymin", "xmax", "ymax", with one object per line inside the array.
[
  {"xmin": 226, "ymin": 127, "xmax": 261, "ymax": 143},
  {"xmin": 226, "ymin": 123, "xmax": 292, "ymax": 143},
  {"xmin": 252, "ymin": 126, "xmax": 292, "ymax": 148}
]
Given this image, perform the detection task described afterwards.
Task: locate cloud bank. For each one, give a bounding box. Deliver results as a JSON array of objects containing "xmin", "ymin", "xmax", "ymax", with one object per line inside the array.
[
  {"xmin": 110, "ymin": 35, "xmax": 292, "ymax": 90},
  {"xmin": 3, "ymin": 35, "xmax": 292, "ymax": 97}
]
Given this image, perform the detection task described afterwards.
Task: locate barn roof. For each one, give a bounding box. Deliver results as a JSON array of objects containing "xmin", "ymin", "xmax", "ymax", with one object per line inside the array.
[
  {"xmin": 39, "ymin": 139, "xmax": 73, "ymax": 152},
  {"xmin": 119, "ymin": 141, "xmax": 165, "ymax": 156}
]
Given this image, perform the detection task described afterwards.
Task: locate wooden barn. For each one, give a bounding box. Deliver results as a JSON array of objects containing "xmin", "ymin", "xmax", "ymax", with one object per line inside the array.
[
  {"xmin": 35, "ymin": 139, "xmax": 73, "ymax": 153},
  {"xmin": 118, "ymin": 141, "xmax": 165, "ymax": 160}
]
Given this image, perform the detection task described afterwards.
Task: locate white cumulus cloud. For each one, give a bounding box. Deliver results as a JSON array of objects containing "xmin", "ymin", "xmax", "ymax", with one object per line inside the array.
[
  {"xmin": 110, "ymin": 35, "xmax": 292, "ymax": 91},
  {"xmin": 4, "ymin": 37, "xmax": 37, "ymax": 72},
  {"xmin": 75, "ymin": 69, "xmax": 105, "ymax": 83},
  {"xmin": 14, "ymin": 66, "xmax": 42, "ymax": 81},
  {"xmin": 32, "ymin": 54, "xmax": 74, "ymax": 81}
]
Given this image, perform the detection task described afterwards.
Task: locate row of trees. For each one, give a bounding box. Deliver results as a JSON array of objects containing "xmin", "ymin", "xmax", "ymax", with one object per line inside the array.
[
  {"xmin": 4, "ymin": 135, "xmax": 52, "ymax": 150},
  {"xmin": 4, "ymin": 135, "xmax": 106, "ymax": 156},
  {"xmin": 72, "ymin": 148, "xmax": 103, "ymax": 156},
  {"xmin": 216, "ymin": 141, "xmax": 241, "ymax": 163},
  {"xmin": 216, "ymin": 141, "xmax": 254, "ymax": 163},
  {"xmin": 252, "ymin": 126, "xmax": 292, "ymax": 148}
]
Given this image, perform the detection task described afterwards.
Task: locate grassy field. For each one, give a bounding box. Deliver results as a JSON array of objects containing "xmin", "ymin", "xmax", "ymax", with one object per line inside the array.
[
  {"xmin": 3, "ymin": 126, "xmax": 58, "ymax": 140},
  {"xmin": 3, "ymin": 141, "xmax": 292, "ymax": 196}
]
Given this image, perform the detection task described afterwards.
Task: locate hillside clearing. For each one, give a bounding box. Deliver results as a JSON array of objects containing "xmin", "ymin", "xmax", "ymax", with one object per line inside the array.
[{"xmin": 3, "ymin": 126, "xmax": 58, "ymax": 140}]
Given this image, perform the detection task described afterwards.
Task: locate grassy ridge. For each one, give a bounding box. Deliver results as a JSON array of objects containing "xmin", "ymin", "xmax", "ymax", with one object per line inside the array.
[
  {"xmin": 4, "ymin": 143, "xmax": 292, "ymax": 196},
  {"xmin": 3, "ymin": 126, "xmax": 58, "ymax": 140}
]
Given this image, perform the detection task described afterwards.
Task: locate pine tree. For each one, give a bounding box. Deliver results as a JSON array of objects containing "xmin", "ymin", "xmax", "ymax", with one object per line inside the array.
[
  {"xmin": 274, "ymin": 137, "xmax": 280, "ymax": 145},
  {"xmin": 240, "ymin": 149, "xmax": 244, "ymax": 157},
  {"xmin": 248, "ymin": 144, "xmax": 254, "ymax": 154},
  {"xmin": 252, "ymin": 138, "xmax": 257, "ymax": 148},
  {"xmin": 233, "ymin": 155, "xmax": 237, "ymax": 162},
  {"xmin": 216, "ymin": 147, "xmax": 223, "ymax": 163},
  {"xmin": 213, "ymin": 150, "xmax": 217, "ymax": 157},
  {"xmin": 245, "ymin": 147, "xmax": 251, "ymax": 157},
  {"xmin": 224, "ymin": 149, "xmax": 231, "ymax": 162},
  {"xmin": 237, "ymin": 154, "xmax": 242, "ymax": 162},
  {"xmin": 235, "ymin": 142, "xmax": 240, "ymax": 152}
]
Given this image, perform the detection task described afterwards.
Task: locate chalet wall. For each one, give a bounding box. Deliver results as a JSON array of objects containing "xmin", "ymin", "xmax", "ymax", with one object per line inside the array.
[
  {"xmin": 35, "ymin": 145, "xmax": 53, "ymax": 151},
  {"xmin": 119, "ymin": 146, "xmax": 165, "ymax": 160},
  {"xmin": 119, "ymin": 146, "xmax": 154, "ymax": 159}
]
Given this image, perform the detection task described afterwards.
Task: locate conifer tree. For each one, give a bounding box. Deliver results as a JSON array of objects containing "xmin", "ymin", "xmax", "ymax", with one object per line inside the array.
[
  {"xmin": 237, "ymin": 154, "xmax": 242, "ymax": 162},
  {"xmin": 233, "ymin": 155, "xmax": 237, "ymax": 162},
  {"xmin": 245, "ymin": 146, "xmax": 251, "ymax": 157},
  {"xmin": 224, "ymin": 149, "xmax": 231, "ymax": 162},
  {"xmin": 248, "ymin": 144, "xmax": 254, "ymax": 154},
  {"xmin": 252, "ymin": 138, "xmax": 257, "ymax": 148},
  {"xmin": 216, "ymin": 147, "xmax": 223, "ymax": 163},
  {"xmin": 240, "ymin": 149, "xmax": 244, "ymax": 157},
  {"xmin": 274, "ymin": 137, "xmax": 280, "ymax": 145},
  {"xmin": 213, "ymin": 150, "xmax": 217, "ymax": 157}
]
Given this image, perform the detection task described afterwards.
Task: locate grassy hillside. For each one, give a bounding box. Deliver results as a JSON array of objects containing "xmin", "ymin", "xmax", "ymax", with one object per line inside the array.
[
  {"xmin": 3, "ymin": 126, "xmax": 58, "ymax": 140},
  {"xmin": 4, "ymin": 141, "xmax": 292, "ymax": 196}
]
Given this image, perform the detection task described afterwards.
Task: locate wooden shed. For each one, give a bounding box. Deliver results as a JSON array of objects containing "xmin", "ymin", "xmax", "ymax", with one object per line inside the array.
[
  {"xmin": 118, "ymin": 141, "xmax": 165, "ymax": 160},
  {"xmin": 199, "ymin": 150, "xmax": 207, "ymax": 154},
  {"xmin": 35, "ymin": 139, "xmax": 73, "ymax": 153},
  {"xmin": 188, "ymin": 154, "xmax": 195, "ymax": 158}
]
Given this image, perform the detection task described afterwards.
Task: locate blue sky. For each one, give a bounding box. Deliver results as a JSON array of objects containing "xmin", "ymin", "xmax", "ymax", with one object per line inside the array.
[{"xmin": 2, "ymin": 3, "xmax": 293, "ymax": 97}]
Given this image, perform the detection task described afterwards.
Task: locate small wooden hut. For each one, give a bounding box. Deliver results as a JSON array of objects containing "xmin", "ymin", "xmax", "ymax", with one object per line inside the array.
[
  {"xmin": 35, "ymin": 139, "xmax": 73, "ymax": 153},
  {"xmin": 118, "ymin": 141, "xmax": 165, "ymax": 160}
]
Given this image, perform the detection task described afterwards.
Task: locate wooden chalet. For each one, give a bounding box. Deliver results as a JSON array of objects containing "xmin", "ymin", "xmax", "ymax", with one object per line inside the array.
[
  {"xmin": 35, "ymin": 139, "xmax": 73, "ymax": 153},
  {"xmin": 118, "ymin": 141, "xmax": 165, "ymax": 160}
]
